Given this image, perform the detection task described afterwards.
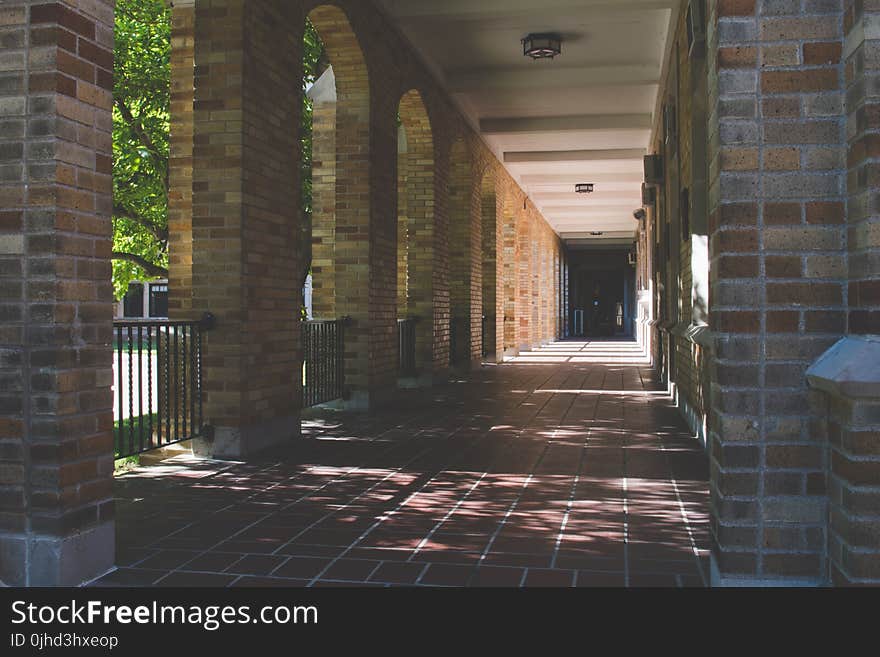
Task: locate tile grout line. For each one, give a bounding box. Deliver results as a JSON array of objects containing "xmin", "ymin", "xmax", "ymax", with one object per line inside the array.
[
  {"xmin": 303, "ymin": 367, "xmax": 566, "ymax": 586},
  {"xmin": 468, "ymin": 367, "xmax": 585, "ymax": 587}
]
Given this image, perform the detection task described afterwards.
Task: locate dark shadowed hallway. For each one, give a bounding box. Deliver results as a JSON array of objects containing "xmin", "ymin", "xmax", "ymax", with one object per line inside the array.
[{"xmin": 95, "ymin": 340, "xmax": 709, "ymax": 587}]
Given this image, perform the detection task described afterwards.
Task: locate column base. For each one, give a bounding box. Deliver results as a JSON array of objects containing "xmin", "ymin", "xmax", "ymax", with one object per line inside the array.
[
  {"xmin": 450, "ymin": 357, "xmax": 482, "ymax": 374},
  {"xmin": 0, "ymin": 521, "xmax": 115, "ymax": 587},
  {"xmin": 193, "ymin": 414, "xmax": 300, "ymax": 459},
  {"xmin": 709, "ymin": 553, "xmax": 824, "ymax": 587},
  {"xmin": 398, "ymin": 368, "xmax": 450, "ymax": 389}
]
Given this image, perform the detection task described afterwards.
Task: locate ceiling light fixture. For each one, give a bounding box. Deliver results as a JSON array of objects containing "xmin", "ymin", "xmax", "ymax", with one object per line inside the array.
[
  {"xmin": 575, "ymin": 183, "xmax": 594, "ymax": 194},
  {"xmin": 522, "ymin": 33, "xmax": 562, "ymax": 60}
]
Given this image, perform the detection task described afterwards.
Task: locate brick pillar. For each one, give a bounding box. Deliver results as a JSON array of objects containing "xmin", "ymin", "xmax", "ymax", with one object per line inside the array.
[
  {"xmin": 0, "ymin": 0, "xmax": 115, "ymax": 585},
  {"xmin": 310, "ymin": 78, "xmax": 337, "ymax": 320},
  {"xmin": 305, "ymin": 6, "xmax": 375, "ymax": 407},
  {"xmin": 529, "ymin": 214, "xmax": 538, "ymax": 346},
  {"xmin": 502, "ymin": 195, "xmax": 517, "ymax": 357},
  {"xmin": 449, "ymin": 137, "xmax": 480, "ymax": 369},
  {"xmin": 190, "ymin": 0, "xmax": 302, "ymax": 458},
  {"xmin": 516, "ymin": 207, "xmax": 532, "ymax": 352},
  {"xmin": 396, "ymin": 123, "xmax": 408, "ymax": 318},
  {"xmin": 167, "ymin": 3, "xmax": 194, "ymax": 318},
  {"xmin": 399, "ymin": 90, "xmax": 448, "ymax": 383},
  {"xmin": 481, "ymin": 170, "xmax": 502, "ymax": 362},
  {"xmin": 804, "ymin": 0, "xmax": 880, "ymax": 585},
  {"xmin": 708, "ymin": 0, "xmax": 845, "ymax": 585}
]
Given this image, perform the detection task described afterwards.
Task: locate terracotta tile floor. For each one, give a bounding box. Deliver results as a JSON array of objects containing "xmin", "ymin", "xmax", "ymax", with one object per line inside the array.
[{"xmin": 93, "ymin": 340, "xmax": 710, "ymax": 588}]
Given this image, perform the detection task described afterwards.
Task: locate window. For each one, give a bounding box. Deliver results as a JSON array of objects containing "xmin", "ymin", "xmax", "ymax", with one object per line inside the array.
[
  {"xmin": 123, "ymin": 283, "xmax": 144, "ymax": 318},
  {"xmin": 148, "ymin": 283, "xmax": 169, "ymax": 318}
]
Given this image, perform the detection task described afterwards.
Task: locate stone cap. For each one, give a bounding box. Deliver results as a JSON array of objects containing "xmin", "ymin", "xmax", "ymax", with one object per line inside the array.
[
  {"xmin": 307, "ymin": 66, "xmax": 336, "ymax": 103},
  {"xmin": 668, "ymin": 320, "xmax": 713, "ymax": 348},
  {"xmin": 806, "ymin": 335, "xmax": 880, "ymax": 399}
]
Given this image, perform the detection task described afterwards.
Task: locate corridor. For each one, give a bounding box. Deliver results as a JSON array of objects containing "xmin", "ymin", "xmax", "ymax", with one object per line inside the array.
[{"xmin": 95, "ymin": 340, "xmax": 709, "ymax": 588}]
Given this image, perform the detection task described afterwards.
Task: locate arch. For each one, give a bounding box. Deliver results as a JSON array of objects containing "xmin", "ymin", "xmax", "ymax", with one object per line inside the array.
[
  {"xmin": 480, "ymin": 167, "xmax": 500, "ymax": 362},
  {"xmin": 397, "ymin": 89, "xmax": 436, "ymax": 375}
]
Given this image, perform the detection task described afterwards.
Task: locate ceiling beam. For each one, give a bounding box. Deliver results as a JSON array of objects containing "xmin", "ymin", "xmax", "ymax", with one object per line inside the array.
[
  {"xmin": 382, "ymin": 0, "xmax": 677, "ymax": 20},
  {"xmin": 504, "ymin": 148, "xmax": 645, "ymax": 163},
  {"xmin": 531, "ymin": 185, "xmax": 642, "ymax": 196},
  {"xmin": 522, "ymin": 172, "xmax": 645, "ymax": 185},
  {"xmin": 561, "ymin": 231, "xmax": 635, "ymax": 239},
  {"xmin": 448, "ymin": 65, "xmax": 659, "ymax": 93},
  {"xmin": 481, "ymin": 114, "xmax": 652, "ymax": 134}
]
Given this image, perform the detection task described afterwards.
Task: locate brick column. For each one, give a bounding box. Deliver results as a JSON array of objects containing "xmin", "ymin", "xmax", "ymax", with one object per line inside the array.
[
  {"xmin": 0, "ymin": 0, "xmax": 115, "ymax": 585},
  {"xmin": 190, "ymin": 0, "xmax": 302, "ymax": 457},
  {"xmin": 167, "ymin": 3, "xmax": 194, "ymax": 318},
  {"xmin": 516, "ymin": 207, "xmax": 532, "ymax": 352},
  {"xmin": 449, "ymin": 137, "xmax": 480, "ymax": 369},
  {"xmin": 399, "ymin": 90, "xmax": 449, "ymax": 384},
  {"xmin": 480, "ymin": 170, "xmax": 502, "ymax": 362},
  {"xmin": 805, "ymin": 0, "xmax": 880, "ymax": 585},
  {"xmin": 310, "ymin": 73, "xmax": 337, "ymax": 320},
  {"xmin": 708, "ymin": 0, "xmax": 845, "ymax": 585},
  {"xmin": 502, "ymin": 195, "xmax": 517, "ymax": 357}
]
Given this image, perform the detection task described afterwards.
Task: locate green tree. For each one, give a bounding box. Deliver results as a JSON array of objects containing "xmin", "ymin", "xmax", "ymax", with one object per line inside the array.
[
  {"xmin": 112, "ymin": 2, "xmax": 325, "ymax": 302},
  {"xmin": 298, "ymin": 21, "xmax": 326, "ymax": 297},
  {"xmin": 112, "ymin": 0, "xmax": 170, "ymax": 299}
]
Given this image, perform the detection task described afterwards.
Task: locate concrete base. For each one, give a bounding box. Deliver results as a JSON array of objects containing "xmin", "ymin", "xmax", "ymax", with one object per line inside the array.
[
  {"xmin": 677, "ymin": 392, "xmax": 707, "ymax": 450},
  {"xmin": 710, "ymin": 553, "xmax": 823, "ymax": 587},
  {"xmin": 0, "ymin": 521, "xmax": 115, "ymax": 587},
  {"xmin": 806, "ymin": 335, "xmax": 880, "ymax": 398},
  {"xmin": 398, "ymin": 368, "xmax": 450, "ymax": 390},
  {"xmin": 450, "ymin": 357, "xmax": 482, "ymax": 375},
  {"xmin": 193, "ymin": 414, "xmax": 300, "ymax": 459}
]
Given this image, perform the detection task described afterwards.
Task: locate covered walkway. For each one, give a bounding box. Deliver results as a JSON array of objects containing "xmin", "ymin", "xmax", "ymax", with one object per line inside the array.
[{"xmin": 96, "ymin": 341, "xmax": 708, "ymax": 587}]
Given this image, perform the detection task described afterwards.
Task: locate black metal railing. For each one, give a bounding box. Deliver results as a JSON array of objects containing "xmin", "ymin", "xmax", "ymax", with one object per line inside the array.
[
  {"xmin": 302, "ymin": 318, "xmax": 347, "ymax": 407},
  {"xmin": 398, "ymin": 318, "xmax": 417, "ymax": 376},
  {"xmin": 113, "ymin": 314, "xmax": 213, "ymax": 460},
  {"xmin": 449, "ymin": 317, "xmax": 461, "ymax": 366},
  {"xmin": 482, "ymin": 315, "xmax": 494, "ymax": 358}
]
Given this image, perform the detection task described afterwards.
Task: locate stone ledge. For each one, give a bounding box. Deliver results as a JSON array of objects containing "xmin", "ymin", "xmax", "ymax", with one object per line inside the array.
[
  {"xmin": 806, "ymin": 335, "xmax": 880, "ymax": 400},
  {"xmin": 674, "ymin": 321, "xmax": 713, "ymax": 349}
]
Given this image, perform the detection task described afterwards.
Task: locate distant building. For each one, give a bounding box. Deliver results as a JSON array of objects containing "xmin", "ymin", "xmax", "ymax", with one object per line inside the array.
[{"xmin": 115, "ymin": 280, "xmax": 169, "ymax": 320}]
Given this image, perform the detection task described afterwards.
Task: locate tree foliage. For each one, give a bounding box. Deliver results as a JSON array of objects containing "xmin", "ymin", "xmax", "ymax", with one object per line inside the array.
[
  {"xmin": 111, "ymin": 2, "xmax": 325, "ymax": 302},
  {"xmin": 112, "ymin": 0, "xmax": 170, "ymax": 299}
]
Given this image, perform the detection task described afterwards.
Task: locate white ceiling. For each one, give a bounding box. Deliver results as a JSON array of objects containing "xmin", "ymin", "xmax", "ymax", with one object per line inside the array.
[{"xmin": 377, "ymin": 0, "xmax": 676, "ymax": 243}]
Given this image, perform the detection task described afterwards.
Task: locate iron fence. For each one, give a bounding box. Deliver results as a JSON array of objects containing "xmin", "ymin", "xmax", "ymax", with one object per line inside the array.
[
  {"xmin": 302, "ymin": 318, "xmax": 347, "ymax": 407},
  {"xmin": 398, "ymin": 318, "xmax": 417, "ymax": 376},
  {"xmin": 482, "ymin": 315, "xmax": 494, "ymax": 358},
  {"xmin": 113, "ymin": 314, "xmax": 213, "ymax": 460},
  {"xmin": 449, "ymin": 317, "xmax": 462, "ymax": 366}
]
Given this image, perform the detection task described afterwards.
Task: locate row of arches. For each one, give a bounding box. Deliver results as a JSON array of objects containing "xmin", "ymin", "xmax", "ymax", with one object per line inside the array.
[{"xmin": 304, "ymin": 4, "xmax": 562, "ymax": 401}]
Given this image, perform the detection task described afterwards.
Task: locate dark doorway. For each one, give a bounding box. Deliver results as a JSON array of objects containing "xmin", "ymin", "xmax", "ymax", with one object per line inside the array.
[{"xmin": 568, "ymin": 250, "xmax": 635, "ymax": 338}]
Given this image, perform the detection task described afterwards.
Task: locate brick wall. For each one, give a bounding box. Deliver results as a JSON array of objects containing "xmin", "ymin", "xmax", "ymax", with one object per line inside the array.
[
  {"xmin": 0, "ymin": 0, "xmax": 115, "ymax": 585},
  {"xmin": 167, "ymin": 5, "xmax": 193, "ymax": 318},
  {"xmin": 190, "ymin": 0, "xmax": 303, "ymax": 455},
  {"xmin": 818, "ymin": 0, "xmax": 880, "ymax": 585},
  {"xmin": 706, "ymin": 0, "xmax": 845, "ymax": 584},
  {"xmin": 644, "ymin": 0, "xmax": 872, "ymax": 584}
]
